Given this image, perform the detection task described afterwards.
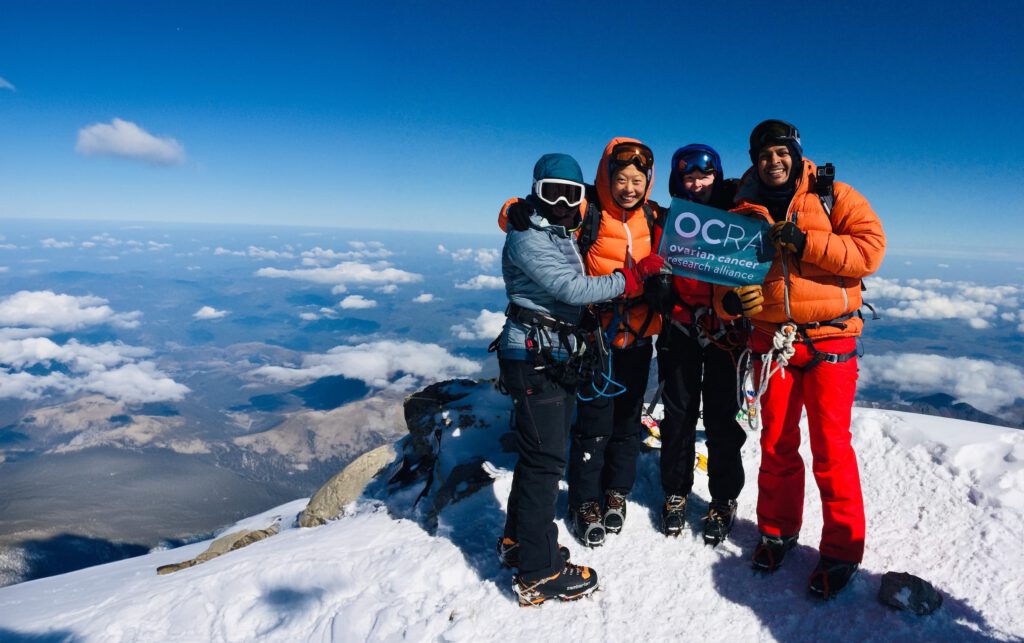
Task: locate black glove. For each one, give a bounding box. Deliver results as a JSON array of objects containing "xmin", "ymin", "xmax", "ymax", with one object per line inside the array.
[
  {"xmin": 507, "ymin": 200, "xmax": 535, "ymax": 232},
  {"xmin": 769, "ymin": 221, "xmax": 806, "ymax": 255},
  {"xmin": 721, "ymin": 285, "xmax": 764, "ymax": 317},
  {"xmin": 579, "ymin": 307, "xmax": 600, "ymax": 332},
  {"xmin": 642, "ymin": 274, "xmax": 676, "ymax": 314}
]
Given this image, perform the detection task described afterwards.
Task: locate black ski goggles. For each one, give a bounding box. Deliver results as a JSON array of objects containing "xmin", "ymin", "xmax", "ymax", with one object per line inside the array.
[
  {"xmin": 751, "ymin": 120, "xmax": 800, "ymax": 149},
  {"xmin": 534, "ymin": 178, "xmax": 585, "ymax": 207},
  {"xmin": 609, "ymin": 143, "xmax": 654, "ymax": 172},
  {"xmin": 677, "ymin": 150, "xmax": 716, "ymax": 175}
]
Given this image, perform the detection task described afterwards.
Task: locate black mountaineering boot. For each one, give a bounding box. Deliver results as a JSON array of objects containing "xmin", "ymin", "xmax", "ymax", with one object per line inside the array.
[
  {"xmin": 603, "ymin": 490, "xmax": 628, "ymax": 534},
  {"xmin": 571, "ymin": 501, "xmax": 606, "ymax": 547},
  {"xmin": 513, "ymin": 562, "xmax": 599, "ymax": 607},
  {"xmin": 662, "ymin": 495, "xmax": 687, "ymax": 537},
  {"xmin": 496, "ymin": 537, "xmax": 571, "ymax": 569},
  {"xmin": 808, "ymin": 556, "xmax": 859, "ymax": 599},
  {"xmin": 702, "ymin": 499, "xmax": 738, "ymax": 547},
  {"xmin": 751, "ymin": 533, "xmax": 799, "ymax": 572}
]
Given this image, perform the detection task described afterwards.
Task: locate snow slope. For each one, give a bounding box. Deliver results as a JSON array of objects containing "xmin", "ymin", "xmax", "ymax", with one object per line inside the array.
[{"xmin": 0, "ymin": 402, "xmax": 1021, "ymax": 642}]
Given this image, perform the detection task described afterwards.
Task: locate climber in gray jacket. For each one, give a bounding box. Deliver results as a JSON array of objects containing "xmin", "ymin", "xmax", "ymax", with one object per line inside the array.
[{"xmin": 494, "ymin": 153, "xmax": 665, "ymax": 606}]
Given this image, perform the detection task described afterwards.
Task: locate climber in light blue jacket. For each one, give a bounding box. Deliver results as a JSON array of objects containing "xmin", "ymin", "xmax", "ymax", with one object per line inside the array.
[{"xmin": 495, "ymin": 153, "xmax": 665, "ymax": 606}]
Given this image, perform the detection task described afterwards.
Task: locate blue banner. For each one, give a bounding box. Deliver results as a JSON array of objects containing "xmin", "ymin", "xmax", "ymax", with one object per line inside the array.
[{"xmin": 658, "ymin": 198, "xmax": 775, "ymax": 287}]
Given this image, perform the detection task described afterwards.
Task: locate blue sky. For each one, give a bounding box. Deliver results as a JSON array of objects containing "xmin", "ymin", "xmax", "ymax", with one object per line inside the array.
[{"xmin": 1, "ymin": 1, "xmax": 1022, "ymax": 255}]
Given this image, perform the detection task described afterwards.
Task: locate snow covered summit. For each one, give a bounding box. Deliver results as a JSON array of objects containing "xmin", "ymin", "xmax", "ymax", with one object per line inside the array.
[{"xmin": 0, "ymin": 379, "xmax": 1021, "ymax": 642}]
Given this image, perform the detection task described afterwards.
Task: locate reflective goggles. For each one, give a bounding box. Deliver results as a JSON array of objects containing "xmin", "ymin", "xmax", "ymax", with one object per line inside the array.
[
  {"xmin": 752, "ymin": 120, "xmax": 800, "ymax": 148},
  {"xmin": 677, "ymin": 150, "xmax": 716, "ymax": 175},
  {"xmin": 533, "ymin": 178, "xmax": 585, "ymax": 207},
  {"xmin": 609, "ymin": 142, "xmax": 654, "ymax": 172}
]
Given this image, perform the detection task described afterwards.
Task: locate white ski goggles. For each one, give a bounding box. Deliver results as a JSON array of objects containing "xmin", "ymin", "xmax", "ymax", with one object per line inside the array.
[{"xmin": 533, "ymin": 178, "xmax": 585, "ymax": 208}]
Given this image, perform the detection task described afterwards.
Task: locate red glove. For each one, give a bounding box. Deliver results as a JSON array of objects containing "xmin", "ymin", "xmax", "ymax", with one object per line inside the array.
[{"xmin": 619, "ymin": 254, "xmax": 666, "ymax": 296}]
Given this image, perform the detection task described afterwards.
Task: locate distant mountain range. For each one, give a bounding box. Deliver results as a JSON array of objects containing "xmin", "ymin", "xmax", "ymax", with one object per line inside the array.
[{"xmin": 857, "ymin": 393, "xmax": 1022, "ymax": 429}]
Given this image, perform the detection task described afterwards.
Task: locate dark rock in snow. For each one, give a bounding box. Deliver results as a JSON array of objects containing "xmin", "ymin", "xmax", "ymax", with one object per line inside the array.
[{"xmin": 878, "ymin": 571, "xmax": 943, "ymax": 615}]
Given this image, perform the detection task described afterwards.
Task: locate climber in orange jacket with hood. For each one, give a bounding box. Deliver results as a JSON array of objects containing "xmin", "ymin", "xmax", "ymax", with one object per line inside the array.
[
  {"xmin": 714, "ymin": 119, "xmax": 885, "ymax": 600},
  {"xmin": 499, "ymin": 137, "xmax": 664, "ymax": 547}
]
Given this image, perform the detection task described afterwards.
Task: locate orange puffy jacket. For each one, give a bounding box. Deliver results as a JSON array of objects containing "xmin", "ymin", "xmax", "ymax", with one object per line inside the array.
[
  {"xmin": 587, "ymin": 137, "xmax": 663, "ymax": 347},
  {"xmin": 713, "ymin": 158, "xmax": 886, "ymax": 341}
]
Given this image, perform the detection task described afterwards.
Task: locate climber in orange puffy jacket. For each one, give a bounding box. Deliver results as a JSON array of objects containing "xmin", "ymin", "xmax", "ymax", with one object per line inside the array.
[{"xmin": 714, "ymin": 119, "xmax": 885, "ymax": 600}]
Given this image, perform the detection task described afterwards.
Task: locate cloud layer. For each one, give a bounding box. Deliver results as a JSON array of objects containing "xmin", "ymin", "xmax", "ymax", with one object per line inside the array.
[
  {"xmin": 866, "ymin": 277, "xmax": 1020, "ymax": 328},
  {"xmin": 0, "ymin": 291, "xmax": 188, "ymax": 404},
  {"xmin": 859, "ymin": 352, "xmax": 1024, "ymax": 416},
  {"xmin": 76, "ymin": 118, "xmax": 186, "ymax": 166},
  {"xmin": 252, "ymin": 339, "xmax": 480, "ymax": 391}
]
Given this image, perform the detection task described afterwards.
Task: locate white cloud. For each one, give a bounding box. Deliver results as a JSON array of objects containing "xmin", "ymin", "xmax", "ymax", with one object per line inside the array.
[
  {"xmin": 41, "ymin": 238, "xmax": 75, "ymax": 249},
  {"xmin": 865, "ymin": 276, "xmax": 1016, "ymax": 326},
  {"xmin": 214, "ymin": 246, "xmax": 292, "ymax": 259},
  {"xmin": 339, "ymin": 295, "xmax": 377, "ymax": 310},
  {"xmin": 0, "ymin": 267, "xmax": 7, "ymax": 273},
  {"xmin": 0, "ymin": 340, "xmax": 188, "ymax": 404},
  {"xmin": 74, "ymin": 362, "xmax": 189, "ymax": 404},
  {"xmin": 455, "ymin": 275, "xmax": 504, "ymax": 290},
  {"xmin": 0, "ymin": 338, "xmax": 150, "ymax": 372},
  {"xmin": 0, "ymin": 76, "xmax": 14, "ymax": 91},
  {"xmin": 0, "ymin": 291, "xmax": 141, "ymax": 331},
  {"xmin": 859, "ymin": 353, "xmax": 1024, "ymax": 416},
  {"xmin": 246, "ymin": 246, "xmax": 293, "ymax": 260},
  {"xmin": 439, "ymin": 245, "xmax": 501, "ymax": 270},
  {"xmin": 256, "ymin": 261, "xmax": 422, "ymax": 289},
  {"xmin": 451, "ymin": 309, "xmax": 505, "ymax": 340},
  {"xmin": 376, "ymin": 284, "xmax": 398, "ymax": 295},
  {"xmin": 413, "ymin": 293, "xmax": 435, "ymax": 303},
  {"xmin": 251, "ymin": 339, "xmax": 481, "ymax": 390},
  {"xmin": 299, "ymin": 244, "xmax": 393, "ymax": 267},
  {"xmin": 193, "ymin": 306, "xmax": 228, "ymax": 320},
  {"xmin": 75, "ymin": 118, "xmax": 185, "ymax": 166}
]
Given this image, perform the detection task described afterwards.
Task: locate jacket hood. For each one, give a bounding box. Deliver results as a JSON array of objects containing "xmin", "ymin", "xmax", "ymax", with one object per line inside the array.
[
  {"xmin": 595, "ymin": 136, "xmax": 655, "ymax": 217},
  {"xmin": 668, "ymin": 144, "xmax": 724, "ymax": 200}
]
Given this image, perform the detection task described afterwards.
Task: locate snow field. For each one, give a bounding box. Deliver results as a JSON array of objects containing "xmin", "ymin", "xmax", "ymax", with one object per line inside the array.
[{"xmin": 0, "ymin": 408, "xmax": 1021, "ymax": 641}]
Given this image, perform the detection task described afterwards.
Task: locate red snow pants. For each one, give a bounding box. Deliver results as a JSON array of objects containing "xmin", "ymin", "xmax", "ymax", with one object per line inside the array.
[{"xmin": 752, "ymin": 331, "xmax": 865, "ymax": 563}]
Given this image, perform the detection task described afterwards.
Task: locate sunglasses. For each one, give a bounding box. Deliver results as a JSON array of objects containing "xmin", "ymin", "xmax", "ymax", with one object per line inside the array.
[
  {"xmin": 609, "ymin": 143, "xmax": 654, "ymax": 172},
  {"xmin": 677, "ymin": 151, "xmax": 716, "ymax": 175},
  {"xmin": 534, "ymin": 178, "xmax": 585, "ymax": 207}
]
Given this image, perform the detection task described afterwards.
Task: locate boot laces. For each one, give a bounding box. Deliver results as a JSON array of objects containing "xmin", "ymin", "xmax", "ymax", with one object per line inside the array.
[
  {"xmin": 606, "ymin": 491, "xmax": 626, "ymax": 510},
  {"xmin": 579, "ymin": 501, "xmax": 603, "ymax": 524},
  {"xmin": 706, "ymin": 500, "xmax": 735, "ymax": 524},
  {"xmin": 664, "ymin": 495, "xmax": 686, "ymax": 511}
]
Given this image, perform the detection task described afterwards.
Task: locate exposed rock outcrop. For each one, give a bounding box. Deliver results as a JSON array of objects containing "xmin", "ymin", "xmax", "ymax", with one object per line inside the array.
[
  {"xmin": 298, "ymin": 443, "xmax": 397, "ymax": 527},
  {"xmin": 156, "ymin": 521, "xmax": 281, "ymax": 575}
]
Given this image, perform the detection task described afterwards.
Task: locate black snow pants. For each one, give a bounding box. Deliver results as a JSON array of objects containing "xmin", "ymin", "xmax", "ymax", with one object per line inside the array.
[
  {"xmin": 656, "ymin": 322, "xmax": 747, "ymax": 501},
  {"xmin": 500, "ymin": 358, "xmax": 575, "ymax": 582},
  {"xmin": 568, "ymin": 341, "xmax": 653, "ymax": 509}
]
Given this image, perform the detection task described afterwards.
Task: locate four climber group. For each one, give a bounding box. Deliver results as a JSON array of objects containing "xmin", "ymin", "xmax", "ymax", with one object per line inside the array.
[{"xmin": 493, "ymin": 120, "xmax": 886, "ymax": 607}]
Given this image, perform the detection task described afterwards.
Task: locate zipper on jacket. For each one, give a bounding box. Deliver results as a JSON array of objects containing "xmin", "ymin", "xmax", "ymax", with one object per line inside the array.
[{"xmin": 781, "ymin": 209, "xmax": 797, "ymax": 320}]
